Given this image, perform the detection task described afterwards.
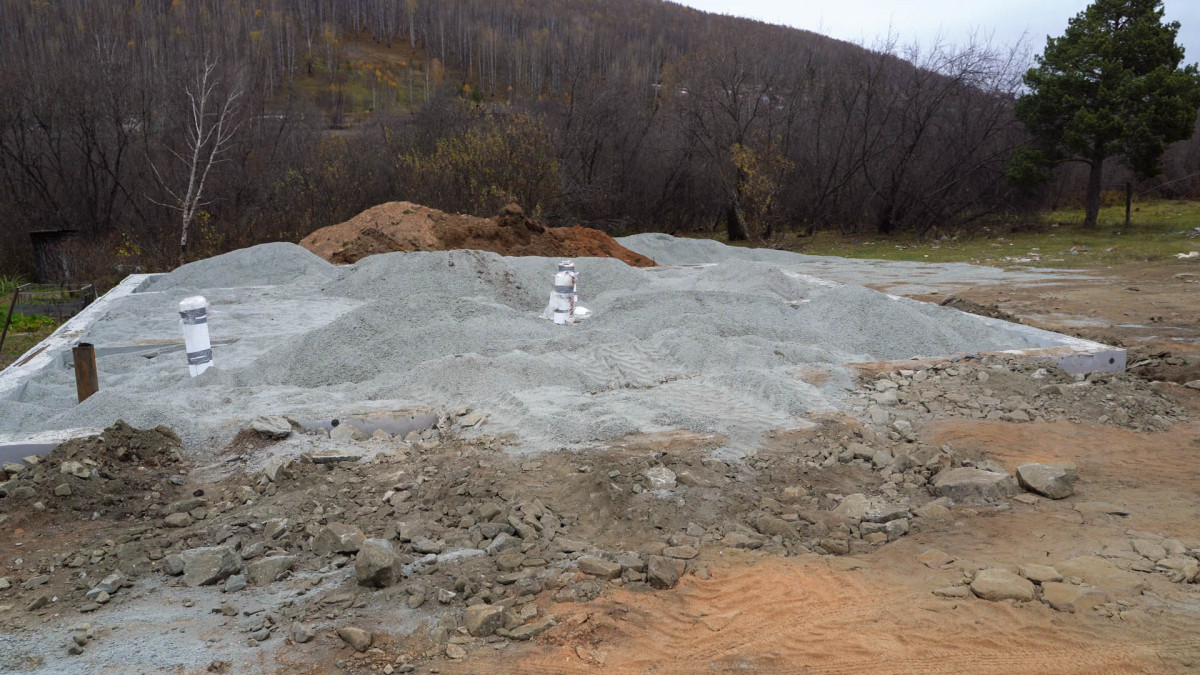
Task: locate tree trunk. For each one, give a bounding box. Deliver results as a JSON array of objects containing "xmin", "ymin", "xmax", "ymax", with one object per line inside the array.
[
  {"xmin": 1083, "ymin": 155, "xmax": 1104, "ymax": 229},
  {"xmin": 725, "ymin": 202, "xmax": 750, "ymax": 242}
]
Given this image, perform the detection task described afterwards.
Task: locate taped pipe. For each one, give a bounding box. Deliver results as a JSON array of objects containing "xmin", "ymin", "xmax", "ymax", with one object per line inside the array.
[
  {"xmin": 179, "ymin": 296, "xmax": 213, "ymax": 377},
  {"xmin": 543, "ymin": 260, "xmax": 578, "ymax": 325}
]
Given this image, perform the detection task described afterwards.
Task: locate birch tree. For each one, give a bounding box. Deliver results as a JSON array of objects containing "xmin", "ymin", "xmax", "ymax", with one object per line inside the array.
[{"xmin": 150, "ymin": 58, "xmax": 244, "ymax": 265}]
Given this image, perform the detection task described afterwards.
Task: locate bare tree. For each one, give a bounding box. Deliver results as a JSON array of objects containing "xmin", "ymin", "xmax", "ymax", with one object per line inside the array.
[{"xmin": 149, "ymin": 58, "xmax": 244, "ymax": 265}]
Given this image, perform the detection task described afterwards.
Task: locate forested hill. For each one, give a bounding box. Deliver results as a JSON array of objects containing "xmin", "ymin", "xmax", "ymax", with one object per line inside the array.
[{"xmin": 1, "ymin": 0, "xmax": 1195, "ymax": 277}]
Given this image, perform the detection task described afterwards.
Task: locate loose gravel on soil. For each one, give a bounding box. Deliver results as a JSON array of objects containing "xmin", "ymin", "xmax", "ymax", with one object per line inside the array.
[{"xmin": 0, "ymin": 239, "xmax": 1081, "ymax": 456}]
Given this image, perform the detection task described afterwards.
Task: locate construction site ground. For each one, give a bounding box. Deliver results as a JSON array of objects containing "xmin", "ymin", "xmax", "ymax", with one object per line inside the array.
[{"xmin": 2, "ymin": 254, "xmax": 1200, "ymax": 674}]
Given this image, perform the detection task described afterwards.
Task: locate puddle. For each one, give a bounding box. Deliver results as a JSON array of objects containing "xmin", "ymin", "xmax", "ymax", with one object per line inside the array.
[
  {"xmin": 0, "ymin": 442, "xmax": 57, "ymax": 464},
  {"xmin": 298, "ymin": 411, "xmax": 439, "ymax": 437}
]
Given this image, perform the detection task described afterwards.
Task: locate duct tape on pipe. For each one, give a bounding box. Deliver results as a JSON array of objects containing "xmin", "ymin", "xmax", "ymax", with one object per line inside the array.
[
  {"xmin": 180, "ymin": 307, "xmax": 208, "ymax": 324},
  {"xmin": 553, "ymin": 285, "xmax": 577, "ymax": 293},
  {"xmin": 186, "ymin": 349, "xmax": 213, "ymax": 365}
]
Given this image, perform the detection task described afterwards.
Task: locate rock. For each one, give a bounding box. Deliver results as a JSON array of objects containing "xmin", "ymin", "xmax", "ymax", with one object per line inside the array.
[
  {"xmin": 54, "ymin": 484, "xmax": 72, "ymax": 497},
  {"xmin": 1019, "ymin": 564, "xmax": 1062, "ymax": 584},
  {"xmin": 85, "ymin": 572, "xmax": 125, "ymax": 600},
  {"xmin": 250, "ymin": 416, "xmax": 292, "ymax": 439},
  {"xmin": 754, "ymin": 514, "xmax": 798, "ymax": 538},
  {"xmin": 309, "ymin": 449, "xmax": 362, "ymax": 464},
  {"xmin": 970, "ymin": 568, "xmax": 1035, "ymax": 602},
  {"xmin": 1055, "ymin": 556, "xmax": 1147, "ymax": 596},
  {"xmin": 292, "ymin": 623, "xmax": 315, "ymax": 644},
  {"xmin": 1131, "ymin": 539, "xmax": 1167, "ymax": 562},
  {"xmin": 1155, "ymin": 556, "xmax": 1200, "ymax": 583},
  {"xmin": 60, "ymin": 461, "xmax": 91, "ymax": 479},
  {"xmin": 337, "ymin": 626, "xmax": 373, "ymax": 652},
  {"xmin": 577, "ymin": 557, "xmax": 622, "ymax": 579},
  {"xmin": 180, "ymin": 546, "xmax": 242, "ymax": 587},
  {"xmin": 663, "ymin": 546, "xmax": 699, "ymax": 560},
  {"xmin": 883, "ymin": 518, "xmax": 909, "ymax": 538},
  {"xmin": 1016, "ymin": 463, "xmax": 1077, "ymax": 499},
  {"xmin": 918, "ymin": 549, "xmax": 954, "ymax": 569},
  {"xmin": 932, "ymin": 468, "xmax": 1017, "ymax": 503},
  {"xmin": 644, "ymin": 466, "xmax": 676, "ymax": 489},
  {"xmin": 163, "ymin": 513, "xmax": 191, "ymax": 528},
  {"xmin": 355, "ymin": 539, "xmax": 401, "ymax": 588},
  {"xmin": 262, "ymin": 456, "xmax": 288, "ymax": 482},
  {"xmin": 507, "ymin": 616, "xmax": 556, "ymax": 640},
  {"xmin": 914, "ymin": 503, "xmax": 951, "ymax": 521},
  {"xmin": 464, "ymin": 604, "xmax": 505, "ymax": 637},
  {"xmin": 246, "ymin": 555, "xmax": 298, "ymax": 586},
  {"xmin": 410, "ymin": 537, "xmax": 445, "ymax": 554},
  {"xmin": 819, "ymin": 538, "xmax": 850, "ymax": 555},
  {"xmin": 313, "ymin": 523, "xmax": 365, "ymax": 556},
  {"xmin": 1, "ymin": 462, "xmax": 24, "ymax": 475},
  {"xmin": 833, "ymin": 493, "xmax": 871, "ymax": 520},
  {"xmin": 647, "ymin": 555, "xmax": 685, "ymax": 589},
  {"xmin": 330, "ymin": 423, "xmax": 369, "ymax": 443},
  {"xmin": 223, "ymin": 574, "xmax": 247, "ymax": 593},
  {"xmin": 1040, "ymin": 583, "xmax": 1107, "ymax": 613},
  {"xmin": 240, "ymin": 542, "xmax": 266, "ymax": 561},
  {"xmin": 163, "ymin": 554, "xmax": 185, "ymax": 576},
  {"xmin": 0, "ymin": 578, "xmax": 9, "ymax": 590},
  {"xmin": 26, "ymin": 595, "xmax": 51, "ymax": 611},
  {"xmin": 863, "ymin": 503, "xmax": 910, "ymax": 524},
  {"xmin": 721, "ymin": 532, "xmax": 763, "ymax": 549},
  {"xmin": 556, "ymin": 538, "xmax": 587, "ymax": 553},
  {"xmin": 932, "ymin": 586, "xmax": 970, "ymax": 598},
  {"xmin": 445, "ymin": 644, "xmax": 467, "ymax": 660}
]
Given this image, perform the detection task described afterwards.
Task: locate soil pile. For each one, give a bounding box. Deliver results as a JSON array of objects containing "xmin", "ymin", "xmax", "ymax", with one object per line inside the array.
[
  {"xmin": 300, "ymin": 202, "xmax": 656, "ymax": 267},
  {"xmin": 0, "ymin": 420, "xmax": 184, "ymax": 517}
]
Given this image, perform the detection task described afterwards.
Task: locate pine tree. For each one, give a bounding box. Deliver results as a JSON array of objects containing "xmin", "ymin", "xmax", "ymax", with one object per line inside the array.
[{"xmin": 1012, "ymin": 0, "xmax": 1200, "ymax": 227}]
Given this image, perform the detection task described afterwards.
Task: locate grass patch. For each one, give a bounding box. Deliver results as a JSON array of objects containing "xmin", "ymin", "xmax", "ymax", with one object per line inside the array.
[
  {"xmin": 1, "ymin": 313, "xmax": 59, "ymax": 370},
  {"xmin": 782, "ymin": 199, "xmax": 1200, "ymax": 268}
]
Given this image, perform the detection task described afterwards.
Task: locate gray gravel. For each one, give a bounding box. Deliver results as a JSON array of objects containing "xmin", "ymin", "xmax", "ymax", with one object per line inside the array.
[{"xmin": 0, "ymin": 242, "xmax": 1074, "ymax": 457}]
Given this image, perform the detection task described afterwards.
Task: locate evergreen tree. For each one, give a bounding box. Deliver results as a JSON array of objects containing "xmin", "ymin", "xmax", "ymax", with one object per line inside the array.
[{"xmin": 1012, "ymin": 0, "xmax": 1200, "ymax": 227}]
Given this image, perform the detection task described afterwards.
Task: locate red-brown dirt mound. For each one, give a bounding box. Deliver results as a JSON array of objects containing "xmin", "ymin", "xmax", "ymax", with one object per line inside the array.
[{"xmin": 300, "ymin": 201, "xmax": 656, "ymax": 267}]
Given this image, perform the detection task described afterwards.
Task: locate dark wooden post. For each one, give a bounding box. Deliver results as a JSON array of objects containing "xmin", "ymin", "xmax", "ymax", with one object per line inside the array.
[
  {"xmin": 73, "ymin": 342, "xmax": 99, "ymax": 402},
  {"xmin": 1124, "ymin": 182, "xmax": 1132, "ymax": 228}
]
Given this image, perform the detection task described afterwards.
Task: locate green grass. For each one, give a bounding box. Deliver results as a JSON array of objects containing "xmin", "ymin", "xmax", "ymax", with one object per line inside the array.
[
  {"xmin": 1, "ymin": 313, "xmax": 59, "ymax": 370},
  {"xmin": 786, "ymin": 199, "xmax": 1200, "ymax": 268}
]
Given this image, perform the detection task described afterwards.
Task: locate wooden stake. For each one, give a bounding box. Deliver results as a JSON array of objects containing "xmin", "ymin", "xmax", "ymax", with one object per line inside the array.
[{"xmin": 73, "ymin": 342, "xmax": 98, "ymax": 402}]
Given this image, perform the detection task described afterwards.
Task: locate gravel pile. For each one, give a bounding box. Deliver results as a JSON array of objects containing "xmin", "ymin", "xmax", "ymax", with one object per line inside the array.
[{"xmin": 1, "ymin": 242, "xmax": 1076, "ymax": 455}]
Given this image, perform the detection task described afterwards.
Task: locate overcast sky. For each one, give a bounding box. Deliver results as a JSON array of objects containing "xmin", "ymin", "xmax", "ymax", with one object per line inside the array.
[{"xmin": 673, "ymin": 0, "xmax": 1200, "ymax": 62}]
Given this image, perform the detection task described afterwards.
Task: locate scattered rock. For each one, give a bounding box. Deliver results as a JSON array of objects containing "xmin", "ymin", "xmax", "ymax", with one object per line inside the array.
[
  {"xmin": 293, "ymin": 623, "xmax": 315, "ymax": 644},
  {"xmin": 180, "ymin": 546, "xmax": 242, "ymax": 587},
  {"xmin": 970, "ymin": 568, "xmax": 1035, "ymax": 602},
  {"xmin": 250, "ymin": 416, "xmax": 292, "ymax": 439},
  {"xmin": 1054, "ymin": 556, "xmax": 1146, "ymax": 596},
  {"xmin": 164, "ymin": 512, "xmax": 191, "ymax": 528},
  {"xmin": 917, "ymin": 549, "xmax": 954, "ymax": 569},
  {"xmin": 337, "ymin": 626, "xmax": 373, "ymax": 652},
  {"xmin": 932, "ymin": 468, "xmax": 1017, "ymax": 503},
  {"xmin": 1040, "ymin": 582, "xmax": 1106, "ymax": 613},
  {"xmin": 355, "ymin": 539, "xmax": 401, "ymax": 588},
  {"xmin": 644, "ymin": 466, "xmax": 677, "ymax": 489},
  {"xmin": 85, "ymin": 572, "xmax": 125, "ymax": 600},
  {"xmin": 313, "ymin": 523, "xmax": 365, "ymax": 556},
  {"xmin": 1018, "ymin": 564, "xmax": 1062, "ymax": 584},
  {"xmin": 1016, "ymin": 463, "xmax": 1077, "ymax": 499},
  {"xmin": 445, "ymin": 644, "xmax": 467, "ymax": 660},
  {"xmin": 577, "ymin": 557, "xmax": 622, "ymax": 580},
  {"xmin": 60, "ymin": 461, "xmax": 91, "ymax": 479},
  {"xmin": 647, "ymin": 555, "xmax": 685, "ymax": 589},
  {"xmin": 464, "ymin": 604, "xmax": 505, "ymax": 637},
  {"xmin": 246, "ymin": 555, "xmax": 298, "ymax": 586},
  {"xmin": 932, "ymin": 586, "xmax": 970, "ymax": 598}
]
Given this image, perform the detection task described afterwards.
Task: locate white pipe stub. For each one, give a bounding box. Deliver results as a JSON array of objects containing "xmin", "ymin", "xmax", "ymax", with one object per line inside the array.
[{"xmin": 179, "ymin": 296, "xmax": 213, "ymax": 377}]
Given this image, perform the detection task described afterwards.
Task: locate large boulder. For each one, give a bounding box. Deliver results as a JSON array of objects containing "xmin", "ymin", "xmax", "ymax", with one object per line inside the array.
[
  {"xmin": 355, "ymin": 538, "xmax": 401, "ymax": 587},
  {"xmin": 647, "ymin": 555, "xmax": 685, "ymax": 589},
  {"xmin": 180, "ymin": 546, "xmax": 242, "ymax": 587},
  {"xmin": 932, "ymin": 468, "xmax": 1017, "ymax": 503},
  {"xmin": 1016, "ymin": 462, "xmax": 1077, "ymax": 499},
  {"xmin": 313, "ymin": 523, "xmax": 365, "ymax": 556},
  {"xmin": 970, "ymin": 568, "xmax": 1035, "ymax": 602}
]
